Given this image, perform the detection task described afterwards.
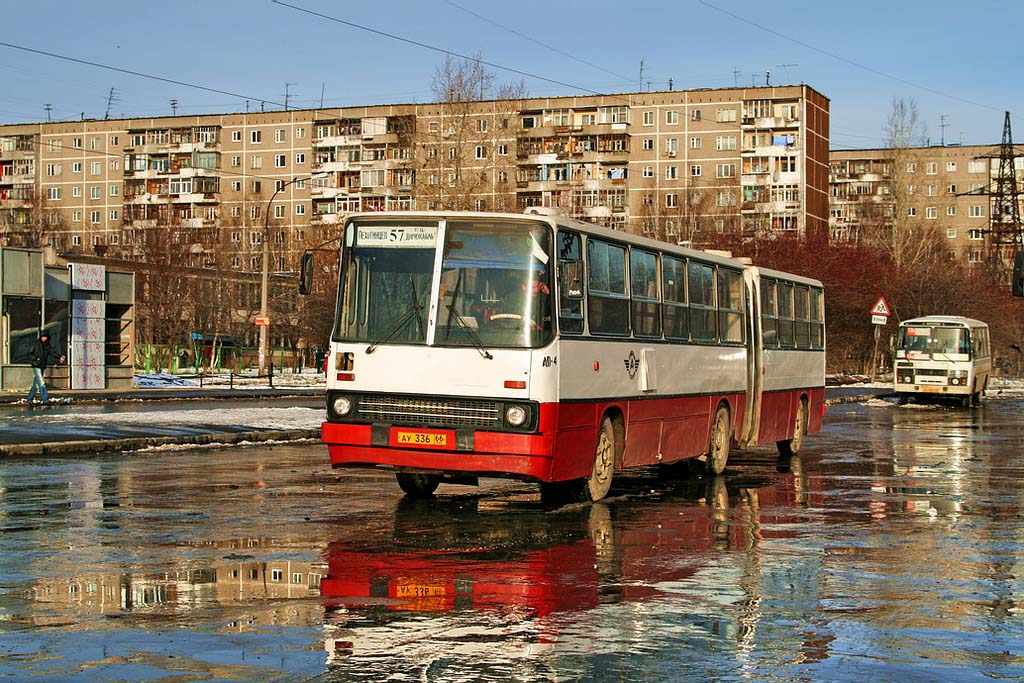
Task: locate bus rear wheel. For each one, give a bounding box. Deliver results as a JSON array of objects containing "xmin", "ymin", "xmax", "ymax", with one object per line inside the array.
[
  {"xmin": 777, "ymin": 398, "xmax": 808, "ymax": 458},
  {"xmin": 395, "ymin": 472, "xmax": 440, "ymax": 498},
  {"xmin": 705, "ymin": 404, "xmax": 731, "ymax": 475}
]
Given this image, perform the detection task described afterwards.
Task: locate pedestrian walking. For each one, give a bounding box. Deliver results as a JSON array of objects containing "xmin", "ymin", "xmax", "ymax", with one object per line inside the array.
[{"xmin": 27, "ymin": 330, "xmax": 65, "ymax": 406}]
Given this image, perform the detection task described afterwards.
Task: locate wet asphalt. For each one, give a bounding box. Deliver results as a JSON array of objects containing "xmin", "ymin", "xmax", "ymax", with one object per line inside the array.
[{"xmin": 0, "ymin": 392, "xmax": 1021, "ymax": 681}]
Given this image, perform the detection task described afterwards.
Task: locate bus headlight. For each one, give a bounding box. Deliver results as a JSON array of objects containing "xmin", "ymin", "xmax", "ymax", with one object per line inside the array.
[
  {"xmin": 332, "ymin": 396, "xmax": 353, "ymax": 417},
  {"xmin": 505, "ymin": 405, "xmax": 528, "ymax": 427},
  {"xmin": 951, "ymin": 378, "xmax": 960, "ymax": 385}
]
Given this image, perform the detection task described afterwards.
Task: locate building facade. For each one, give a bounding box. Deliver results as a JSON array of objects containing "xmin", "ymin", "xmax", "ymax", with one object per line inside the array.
[
  {"xmin": 830, "ymin": 145, "xmax": 1024, "ymax": 264},
  {"xmin": 0, "ymin": 85, "xmax": 829, "ymax": 277}
]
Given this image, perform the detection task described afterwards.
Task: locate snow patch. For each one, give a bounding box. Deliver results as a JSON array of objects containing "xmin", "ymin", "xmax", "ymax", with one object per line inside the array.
[{"xmin": 41, "ymin": 406, "xmax": 324, "ymax": 430}]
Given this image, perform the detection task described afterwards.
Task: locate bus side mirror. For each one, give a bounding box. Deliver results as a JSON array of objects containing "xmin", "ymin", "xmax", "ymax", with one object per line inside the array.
[
  {"xmin": 298, "ymin": 253, "xmax": 314, "ymax": 295},
  {"xmin": 561, "ymin": 260, "xmax": 584, "ymax": 300},
  {"xmin": 1012, "ymin": 251, "xmax": 1024, "ymax": 297}
]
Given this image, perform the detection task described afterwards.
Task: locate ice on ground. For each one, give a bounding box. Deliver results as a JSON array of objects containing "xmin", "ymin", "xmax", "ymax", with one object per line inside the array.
[
  {"xmin": 134, "ymin": 373, "xmax": 200, "ymax": 388},
  {"xmin": 40, "ymin": 406, "xmax": 324, "ymax": 430},
  {"xmin": 133, "ymin": 371, "xmax": 326, "ymax": 389}
]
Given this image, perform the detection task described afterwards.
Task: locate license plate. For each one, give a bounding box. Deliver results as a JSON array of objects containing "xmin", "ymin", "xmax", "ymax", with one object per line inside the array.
[
  {"xmin": 920, "ymin": 387, "xmax": 941, "ymax": 393},
  {"xmin": 395, "ymin": 583, "xmax": 447, "ymax": 599},
  {"xmin": 396, "ymin": 431, "xmax": 448, "ymax": 447}
]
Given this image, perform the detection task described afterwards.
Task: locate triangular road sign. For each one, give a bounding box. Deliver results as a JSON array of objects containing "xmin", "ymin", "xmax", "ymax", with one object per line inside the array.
[{"xmin": 870, "ymin": 296, "xmax": 891, "ymax": 316}]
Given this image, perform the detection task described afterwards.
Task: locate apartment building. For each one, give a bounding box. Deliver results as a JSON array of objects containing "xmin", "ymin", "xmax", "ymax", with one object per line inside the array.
[
  {"xmin": 830, "ymin": 145, "xmax": 1024, "ymax": 264},
  {"xmin": 0, "ymin": 85, "xmax": 829, "ymax": 276}
]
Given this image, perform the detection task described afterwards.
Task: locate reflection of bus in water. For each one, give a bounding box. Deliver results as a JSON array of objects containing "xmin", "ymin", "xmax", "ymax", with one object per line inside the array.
[
  {"xmin": 893, "ymin": 316, "xmax": 991, "ymax": 406},
  {"xmin": 319, "ymin": 471, "xmax": 825, "ymax": 675},
  {"xmin": 305, "ymin": 210, "xmax": 826, "ymax": 501}
]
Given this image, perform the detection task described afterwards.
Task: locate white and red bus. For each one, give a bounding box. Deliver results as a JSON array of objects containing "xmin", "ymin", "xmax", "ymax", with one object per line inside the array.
[{"xmin": 301, "ymin": 210, "xmax": 825, "ymax": 501}]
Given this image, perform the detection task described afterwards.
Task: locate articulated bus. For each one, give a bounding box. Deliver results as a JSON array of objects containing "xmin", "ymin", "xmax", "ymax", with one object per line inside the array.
[
  {"xmin": 894, "ymin": 315, "xmax": 991, "ymax": 407},
  {"xmin": 301, "ymin": 210, "xmax": 825, "ymax": 501}
]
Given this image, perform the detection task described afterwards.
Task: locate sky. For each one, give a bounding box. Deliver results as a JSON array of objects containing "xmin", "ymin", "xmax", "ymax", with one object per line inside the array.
[{"xmin": 1, "ymin": 0, "xmax": 1020, "ymax": 150}]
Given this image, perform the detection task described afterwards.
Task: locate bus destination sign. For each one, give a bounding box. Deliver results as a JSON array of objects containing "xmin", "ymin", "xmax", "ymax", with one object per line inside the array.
[{"xmin": 357, "ymin": 226, "xmax": 438, "ymax": 248}]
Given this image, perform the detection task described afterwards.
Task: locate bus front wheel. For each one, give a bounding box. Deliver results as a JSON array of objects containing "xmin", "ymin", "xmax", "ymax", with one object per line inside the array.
[
  {"xmin": 395, "ymin": 472, "xmax": 440, "ymax": 498},
  {"xmin": 582, "ymin": 416, "xmax": 617, "ymax": 502}
]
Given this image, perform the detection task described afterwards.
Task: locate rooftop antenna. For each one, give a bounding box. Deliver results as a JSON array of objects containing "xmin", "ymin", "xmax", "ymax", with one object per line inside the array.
[
  {"xmin": 104, "ymin": 87, "xmax": 119, "ymax": 120},
  {"xmin": 284, "ymin": 83, "xmax": 295, "ymax": 111},
  {"xmin": 940, "ymin": 114, "xmax": 949, "ymax": 146},
  {"xmin": 733, "ymin": 67, "xmax": 740, "ymax": 87},
  {"xmin": 775, "ymin": 63, "xmax": 798, "ymax": 82},
  {"xmin": 668, "ymin": 78, "xmax": 673, "ymax": 91},
  {"xmin": 170, "ymin": 99, "xmax": 178, "ymax": 116},
  {"xmin": 44, "ymin": 103, "xmax": 52, "ymax": 122},
  {"xmin": 319, "ymin": 82, "xmax": 325, "ymax": 109},
  {"xmin": 765, "ymin": 70, "xmax": 771, "ymax": 86},
  {"xmin": 639, "ymin": 59, "xmax": 646, "ymax": 92}
]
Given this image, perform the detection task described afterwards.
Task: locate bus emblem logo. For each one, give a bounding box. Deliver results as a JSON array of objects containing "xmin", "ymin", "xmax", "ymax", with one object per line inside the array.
[{"xmin": 624, "ymin": 351, "xmax": 639, "ymax": 379}]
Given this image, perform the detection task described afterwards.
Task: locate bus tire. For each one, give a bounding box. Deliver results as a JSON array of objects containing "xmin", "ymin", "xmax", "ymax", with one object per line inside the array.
[
  {"xmin": 777, "ymin": 398, "xmax": 808, "ymax": 458},
  {"xmin": 395, "ymin": 472, "xmax": 440, "ymax": 498},
  {"xmin": 706, "ymin": 404, "xmax": 731, "ymax": 475},
  {"xmin": 581, "ymin": 416, "xmax": 616, "ymax": 502}
]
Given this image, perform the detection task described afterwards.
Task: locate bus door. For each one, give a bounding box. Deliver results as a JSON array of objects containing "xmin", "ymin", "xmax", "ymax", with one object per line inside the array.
[{"xmin": 740, "ymin": 267, "xmax": 764, "ymax": 447}]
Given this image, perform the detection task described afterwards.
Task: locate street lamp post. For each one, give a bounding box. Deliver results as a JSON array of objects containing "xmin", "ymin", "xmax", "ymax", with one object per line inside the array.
[{"xmin": 259, "ymin": 173, "xmax": 325, "ymax": 375}]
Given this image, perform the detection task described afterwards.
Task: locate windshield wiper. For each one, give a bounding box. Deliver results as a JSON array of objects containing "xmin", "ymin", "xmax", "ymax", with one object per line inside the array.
[
  {"xmin": 365, "ymin": 277, "xmax": 425, "ymax": 354},
  {"xmin": 443, "ymin": 272, "xmax": 493, "ymax": 359}
]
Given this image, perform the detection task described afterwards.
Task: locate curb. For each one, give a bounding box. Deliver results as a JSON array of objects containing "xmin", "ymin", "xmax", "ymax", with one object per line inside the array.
[
  {"xmin": 825, "ymin": 392, "xmax": 895, "ymax": 406},
  {"xmin": 0, "ymin": 428, "xmax": 321, "ymax": 458}
]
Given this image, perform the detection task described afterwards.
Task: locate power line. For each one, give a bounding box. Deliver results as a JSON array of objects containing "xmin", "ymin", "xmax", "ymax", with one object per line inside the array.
[
  {"xmin": 443, "ymin": 0, "xmax": 634, "ymax": 84},
  {"xmin": 270, "ymin": 0, "xmax": 617, "ymax": 99},
  {"xmin": 0, "ymin": 40, "xmax": 287, "ymax": 110},
  {"xmin": 697, "ymin": 0, "xmax": 1001, "ymax": 112}
]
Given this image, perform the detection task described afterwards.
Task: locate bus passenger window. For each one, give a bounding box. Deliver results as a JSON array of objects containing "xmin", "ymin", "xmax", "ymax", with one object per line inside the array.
[
  {"xmin": 717, "ymin": 269, "xmax": 743, "ymax": 343},
  {"xmin": 777, "ymin": 282, "xmax": 795, "ymax": 346},
  {"xmin": 630, "ymin": 249, "xmax": 661, "ymax": 337},
  {"xmin": 810, "ymin": 287, "xmax": 824, "ymax": 348},
  {"xmin": 794, "ymin": 286, "xmax": 810, "ymax": 348},
  {"xmin": 557, "ymin": 231, "xmax": 583, "ymax": 334},
  {"xmin": 663, "ymin": 256, "xmax": 688, "ymax": 340},
  {"xmin": 587, "ymin": 239, "xmax": 630, "ymax": 335},
  {"xmin": 688, "ymin": 261, "xmax": 717, "ymax": 341},
  {"xmin": 761, "ymin": 280, "xmax": 777, "ymax": 348}
]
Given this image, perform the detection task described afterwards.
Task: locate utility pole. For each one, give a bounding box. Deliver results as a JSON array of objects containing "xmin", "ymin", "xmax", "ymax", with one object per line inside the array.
[
  {"xmin": 170, "ymin": 99, "xmax": 178, "ymax": 116},
  {"xmin": 940, "ymin": 114, "xmax": 948, "ymax": 146},
  {"xmin": 44, "ymin": 104, "xmax": 52, "ymax": 122}
]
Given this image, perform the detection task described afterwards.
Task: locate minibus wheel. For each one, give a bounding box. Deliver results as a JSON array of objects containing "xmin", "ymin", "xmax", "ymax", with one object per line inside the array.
[
  {"xmin": 582, "ymin": 416, "xmax": 617, "ymax": 502},
  {"xmin": 395, "ymin": 472, "xmax": 441, "ymax": 498}
]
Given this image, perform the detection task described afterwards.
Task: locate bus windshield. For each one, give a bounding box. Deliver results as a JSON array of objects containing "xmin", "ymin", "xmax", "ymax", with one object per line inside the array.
[
  {"xmin": 436, "ymin": 220, "xmax": 553, "ymax": 348},
  {"xmin": 899, "ymin": 325, "xmax": 970, "ymax": 358},
  {"xmin": 334, "ymin": 218, "xmax": 553, "ymax": 349}
]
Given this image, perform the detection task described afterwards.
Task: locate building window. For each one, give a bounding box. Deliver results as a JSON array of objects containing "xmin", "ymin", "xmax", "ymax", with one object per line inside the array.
[
  {"xmin": 296, "ymin": 204, "xmax": 305, "ymax": 215},
  {"xmin": 109, "ymin": 135, "xmax": 119, "ymax": 146},
  {"xmin": 968, "ymin": 160, "xmax": 986, "ymax": 173},
  {"xmin": 642, "ymin": 166, "xmax": 654, "ymax": 178},
  {"xmin": 275, "ymin": 129, "xmax": 286, "ymax": 143},
  {"xmin": 689, "ymin": 136, "xmax": 701, "ymax": 149},
  {"xmin": 90, "ymin": 210, "xmax": 100, "ymax": 223},
  {"xmin": 666, "ymin": 138, "xmax": 678, "ymax": 155},
  {"xmin": 716, "ymin": 108, "xmax": 737, "ymax": 123},
  {"xmin": 969, "ymin": 205, "xmax": 984, "ymax": 218},
  {"xmin": 666, "ymin": 193, "xmax": 678, "ymax": 208},
  {"xmin": 232, "ymin": 131, "xmax": 242, "ymax": 142},
  {"xmin": 947, "ymin": 206, "xmax": 957, "ymax": 216},
  {"xmin": 72, "ymin": 162, "xmax": 82, "ymax": 173},
  {"xmin": 72, "ymin": 187, "xmax": 81, "ymax": 198},
  {"xmin": 642, "ymin": 138, "xmax": 654, "ymax": 151},
  {"xmin": 666, "ymin": 166, "xmax": 678, "ymax": 180},
  {"xmin": 716, "ymin": 136, "xmax": 737, "ymax": 151},
  {"xmin": 666, "ymin": 110, "xmax": 679, "ymax": 125},
  {"xmin": 251, "ymin": 130, "xmax": 262, "ymax": 143},
  {"xmin": 691, "ymin": 164, "xmax": 702, "ymax": 177},
  {"xmin": 274, "ymin": 205, "xmax": 285, "ymax": 218},
  {"xmin": 691, "ymin": 109, "xmax": 702, "ymax": 121},
  {"xmin": 475, "ymin": 145, "xmax": 487, "ymax": 159},
  {"xmin": 925, "ymin": 207, "xmax": 937, "ymax": 219},
  {"xmin": 946, "ymin": 161, "xmax": 957, "ymax": 172},
  {"xmin": 73, "ymin": 211, "xmax": 81, "ymax": 223},
  {"xmin": 642, "ymin": 111, "xmax": 654, "ymax": 126},
  {"xmin": 968, "ymin": 250, "xmax": 984, "ymax": 263},
  {"xmin": 295, "ymin": 153, "xmax": 305, "ymax": 164},
  {"xmin": 90, "ymin": 186, "xmax": 101, "ymax": 200},
  {"xmin": 906, "ymin": 162, "xmax": 917, "ymax": 173},
  {"xmin": 90, "ymin": 162, "xmax": 101, "ymax": 175},
  {"xmin": 716, "ymin": 163, "xmax": 736, "ymax": 178},
  {"xmin": 231, "ymin": 155, "xmax": 241, "ymax": 167},
  {"xmin": 230, "ymin": 181, "xmax": 241, "ymax": 191},
  {"xmin": 110, "ymin": 160, "xmax": 120, "ymax": 171},
  {"xmin": 252, "ymin": 181, "xmax": 262, "ymax": 193},
  {"xmin": 47, "ymin": 188, "xmax": 62, "ymax": 200},
  {"xmin": 969, "ymin": 228, "xmax": 984, "ymax": 240},
  {"xmin": 274, "ymin": 179, "xmax": 286, "ymax": 192},
  {"xmin": 251, "ymin": 155, "xmax": 262, "ymax": 169},
  {"xmin": 926, "ymin": 162, "xmax": 937, "ymax": 174},
  {"xmin": 907, "ymin": 207, "xmax": 917, "ymax": 217},
  {"xmin": 46, "ymin": 164, "xmax": 61, "ymax": 176},
  {"xmin": 72, "ymin": 235, "xmax": 81, "ymax": 245},
  {"xmin": 110, "ymin": 185, "xmax": 119, "ymax": 196},
  {"xmin": 947, "ymin": 184, "xmax": 957, "ymax": 194},
  {"xmin": 477, "ymin": 119, "xmax": 488, "ymax": 133},
  {"xmin": 716, "ymin": 190, "xmax": 735, "ymax": 207},
  {"xmin": 498, "ymin": 144, "xmax": 508, "ymax": 155},
  {"xmin": 274, "ymin": 154, "xmax": 286, "ymax": 167},
  {"xmin": 72, "ymin": 137, "xmax": 82, "ymax": 149},
  {"xmin": 109, "ymin": 209, "xmax": 119, "ymax": 221}
]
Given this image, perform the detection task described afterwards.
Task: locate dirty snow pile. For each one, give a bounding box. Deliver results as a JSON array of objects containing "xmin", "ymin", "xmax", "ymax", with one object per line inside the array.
[{"xmin": 41, "ymin": 406, "xmax": 323, "ymax": 430}]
